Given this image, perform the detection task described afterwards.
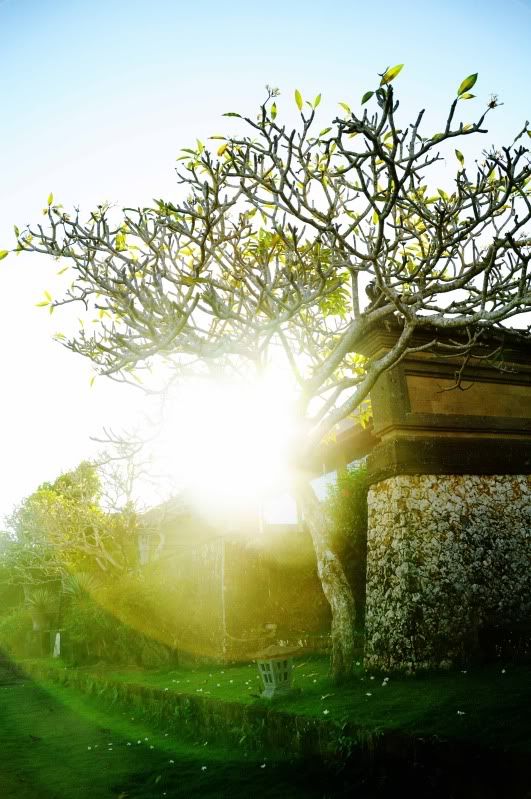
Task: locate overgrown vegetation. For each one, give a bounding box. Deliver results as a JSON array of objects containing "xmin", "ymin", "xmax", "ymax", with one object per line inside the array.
[{"xmin": 325, "ymin": 463, "xmax": 368, "ymax": 630}]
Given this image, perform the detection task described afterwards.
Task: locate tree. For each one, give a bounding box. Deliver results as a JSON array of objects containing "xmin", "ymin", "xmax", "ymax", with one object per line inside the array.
[
  {"xmin": 15, "ymin": 67, "xmax": 531, "ymax": 678},
  {"xmin": 7, "ymin": 461, "xmax": 138, "ymax": 583}
]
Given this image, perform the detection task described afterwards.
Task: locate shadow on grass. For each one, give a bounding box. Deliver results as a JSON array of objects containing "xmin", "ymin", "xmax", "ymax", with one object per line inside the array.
[{"xmin": 2, "ymin": 655, "xmax": 530, "ymax": 798}]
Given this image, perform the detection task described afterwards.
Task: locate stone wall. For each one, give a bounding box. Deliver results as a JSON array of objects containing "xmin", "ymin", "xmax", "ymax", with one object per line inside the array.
[{"xmin": 365, "ymin": 474, "xmax": 531, "ymax": 670}]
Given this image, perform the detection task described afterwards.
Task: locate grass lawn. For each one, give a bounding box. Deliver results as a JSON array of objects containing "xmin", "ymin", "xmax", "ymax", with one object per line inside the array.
[
  {"xmin": 27, "ymin": 655, "xmax": 531, "ymax": 753},
  {"xmin": 3, "ymin": 657, "xmax": 531, "ymax": 797},
  {"xmin": 0, "ymin": 671, "xmax": 354, "ymax": 798}
]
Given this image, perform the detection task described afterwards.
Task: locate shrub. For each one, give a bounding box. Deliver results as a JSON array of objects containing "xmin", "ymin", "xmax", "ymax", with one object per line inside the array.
[{"xmin": 0, "ymin": 607, "xmax": 33, "ymax": 657}]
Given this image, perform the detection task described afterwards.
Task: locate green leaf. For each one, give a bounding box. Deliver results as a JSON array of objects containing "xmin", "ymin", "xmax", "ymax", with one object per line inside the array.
[
  {"xmin": 319, "ymin": 127, "xmax": 332, "ymax": 136},
  {"xmin": 0, "ymin": 249, "xmax": 8, "ymax": 261},
  {"xmin": 338, "ymin": 102, "xmax": 351, "ymax": 114},
  {"xmin": 457, "ymin": 73, "xmax": 478, "ymax": 97},
  {"xmin": 271, "ymin": 102, "xmax": 277, "ymax": 120},
  {"xmin": 294, "ymin": 89, "xmax": 303, "ymax": 111},
  {"xmin": 526, "ymin": 130, "xmax": 531, "ymax": 138},
  {"xmin": 47, "ymin": 192, "xmax": 54, "ymax": 206},
  {"xmin": 459, "ymin": 92, "xmax": 475, "ymax": 101},
  {"xmin": 222, "ymin": 112, "xmax": 242, "ymax": 118},
  {"xmin": 13, "ymin": 225, "xmax": 20, "ymax": 237},
  {"xmin": 217, "ymin": 142, "xmax": 228, "ymax": 156},
  {"xmin": 361, "ymin": 91, "xmax": 374, "ymax": 105},
  {"xmin": 455, "ymin": 149, "xmax": 465, "ymax": 167},
  {"xmin": 313, "ymin": 93, "xmax": 321, "ymax": 109},
  {"xmin": 380, "ymin": 64, "xmax": 404, "ymax": 86}
]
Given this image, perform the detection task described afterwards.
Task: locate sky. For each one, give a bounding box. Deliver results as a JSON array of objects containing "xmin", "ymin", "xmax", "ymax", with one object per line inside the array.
[{"xmin": 1, "ymin": 0, "xmax": 530, "ymax": 522}]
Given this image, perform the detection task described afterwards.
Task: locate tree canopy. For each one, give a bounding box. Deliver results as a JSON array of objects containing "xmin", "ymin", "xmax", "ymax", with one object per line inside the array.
[
  {"xmin": 7, "ymin": 461, "xmax": 138, "ymax": 585},
  {"xmin": 18, "ymin": 68, "xmax": 530, "ymax": 458},
  {"xmin": 13, "ymin": 66, "xmax": 531, "ymax": 678}
]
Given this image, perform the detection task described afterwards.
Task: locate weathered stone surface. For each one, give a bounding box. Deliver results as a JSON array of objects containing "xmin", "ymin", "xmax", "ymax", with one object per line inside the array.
[{"xmin": 365, "ymin": 474, "xmax": 531, "ymax": 670}]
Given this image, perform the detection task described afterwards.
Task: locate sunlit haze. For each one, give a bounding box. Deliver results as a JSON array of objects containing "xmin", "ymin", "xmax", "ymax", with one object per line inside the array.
[{"xmin": 153, "ymin": 374, "xmax": 296, "ymax": 517}]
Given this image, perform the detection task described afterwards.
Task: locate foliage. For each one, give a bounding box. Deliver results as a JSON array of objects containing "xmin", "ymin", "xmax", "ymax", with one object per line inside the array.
[
  {"xmin": 58, "ymin": 569, "xmax": 174, "ymax": 666},
  {"xmin": 13, "ymin": 68, "xmax": 530, "ymax": 458},
  {"xmin": 0, "ymin": 606, "xmax": 33, "ymax": 657},
  {"xmin": 7, "ymin": 461, "xmax": 139, "ymax": 582},
  {"xmin": 325, "ymin": 463, "xmax": 368, "ymax": 628}
]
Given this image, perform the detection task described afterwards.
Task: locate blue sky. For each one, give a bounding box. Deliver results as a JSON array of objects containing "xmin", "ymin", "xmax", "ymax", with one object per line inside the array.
[{"xmin": 0, "ymin": 0, "xmax": 530, "ymax": 519}]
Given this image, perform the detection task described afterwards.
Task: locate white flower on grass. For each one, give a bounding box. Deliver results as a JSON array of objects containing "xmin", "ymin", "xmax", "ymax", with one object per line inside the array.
[
  {"xmin": 322, "ymin": 709, "xmax": 329, "ymax": 715},
  {"xmin": 229, "ymin": 680, "xmax": 233, "ymax": 684},
  {"xmin": 169, "ymin": 760, "xmax": 175, "ymax": 764},
  {"xmin": 201, "ymin": 766, "xmax": 207, "ymax": 771},
  {"xmin": 127, "ymin": 742, "xmax": 131, "ymax": 746},
  {"xmin": 260, "ymin": 763, "xmax": 266, "ymax": 769},
  {"xmin": 501, "ymin": 669, "xmax": 506, "ymax": 674},
  {"xmin": 457, "ymin": 710, "xmax": 466, "ymax": 715},
  {"xmin": 87, "ymin": 746, "xmax": 92, "ymax": 750},
  {"xmin": 366, "ymin": 692, "xmax": 372, "ymax": 697},
  {"xmin": 150, "ymin": 745, "xmax": 154, "ymax": 750}
]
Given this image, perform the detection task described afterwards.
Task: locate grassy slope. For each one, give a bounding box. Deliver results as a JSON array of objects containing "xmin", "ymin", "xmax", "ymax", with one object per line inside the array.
[
  {"xmin": 0, "ymin": 675, "xmax": 344, "ymax": 799},
  {"xmin": 31, "ymin": 656, "xmax": 531, "ymax": 753}
]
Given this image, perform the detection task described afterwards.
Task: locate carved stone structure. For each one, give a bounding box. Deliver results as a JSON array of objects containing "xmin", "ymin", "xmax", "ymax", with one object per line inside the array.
[{"xmin": 359, "ymin": 325, "xmax": 531, "ymax": 669}]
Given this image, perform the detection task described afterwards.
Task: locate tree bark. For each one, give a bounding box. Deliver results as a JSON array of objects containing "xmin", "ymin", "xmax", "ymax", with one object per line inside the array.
[{"xmin": 296, "ymin": 479, "xmax": 356, "ymax": 681}]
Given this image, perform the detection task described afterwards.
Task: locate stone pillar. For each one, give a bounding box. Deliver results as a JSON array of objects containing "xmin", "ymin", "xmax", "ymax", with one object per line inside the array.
[{"xmin": 357, "ymin": 325, "xmax": 531, "ymax": 669}]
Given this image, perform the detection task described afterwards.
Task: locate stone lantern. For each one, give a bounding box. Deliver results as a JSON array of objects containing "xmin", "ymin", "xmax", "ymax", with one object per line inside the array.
[{"xmin": 255, "ymin": 644, "xmax": 301, "ymax": 698}]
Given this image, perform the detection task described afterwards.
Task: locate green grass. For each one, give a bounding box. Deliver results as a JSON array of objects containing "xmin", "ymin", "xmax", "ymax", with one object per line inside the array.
[
  {"xmin": 3, "ymin": 657, "xmax": 530, "ymax": 797},
  {"xmin": 24, "ymin": 655, "xmax": 531, "ymax": 753},
  {"xmin": 0, "ymin": 672, "xmax": 347, "ymax": 798}
]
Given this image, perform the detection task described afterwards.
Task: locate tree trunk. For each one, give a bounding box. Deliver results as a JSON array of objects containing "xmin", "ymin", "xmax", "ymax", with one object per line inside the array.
[{"xmin": 296, "ymin": 479, "xmax": 356, "ymax": 681}]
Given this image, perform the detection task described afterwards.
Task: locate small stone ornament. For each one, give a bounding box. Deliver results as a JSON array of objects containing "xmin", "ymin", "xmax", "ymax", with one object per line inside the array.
[{"xmin": 254, "ymin": 644, "xmax": 301, "ymax": 698}]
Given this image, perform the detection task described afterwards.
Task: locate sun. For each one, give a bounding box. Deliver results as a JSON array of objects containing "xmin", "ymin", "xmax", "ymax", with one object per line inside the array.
[{"xmin": 153, "ymin": 373, "xmax": 296, "ymax": 517}]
